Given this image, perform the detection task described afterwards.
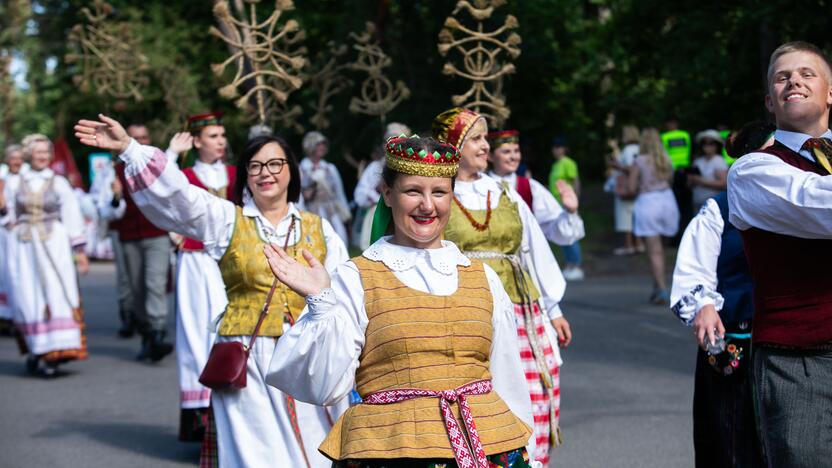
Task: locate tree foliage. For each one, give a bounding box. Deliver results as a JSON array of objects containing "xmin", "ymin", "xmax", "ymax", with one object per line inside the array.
[{"xmin": 1, "ymin": 0, "xmax": 830, "ymax": 184}]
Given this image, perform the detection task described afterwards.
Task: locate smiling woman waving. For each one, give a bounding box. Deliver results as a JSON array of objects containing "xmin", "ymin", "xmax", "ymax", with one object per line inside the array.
[
  {"xmin": 265, "ymin": 135, "xmax": 539, "ymax": 468},
  {"xmin": 74, "ymin": 114, "xmax": 348, "ymax": 467}
]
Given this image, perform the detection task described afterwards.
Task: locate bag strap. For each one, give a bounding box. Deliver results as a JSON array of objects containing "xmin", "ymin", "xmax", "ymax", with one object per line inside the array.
[{"xmin": 245, "ymin": 214, "xmax": 298, "ymax": 351}]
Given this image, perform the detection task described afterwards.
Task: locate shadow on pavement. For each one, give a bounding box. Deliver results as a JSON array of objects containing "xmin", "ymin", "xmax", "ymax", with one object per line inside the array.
[{"xmin": 35, "ymin": 421, "xmax": 199, "ymax": 463}]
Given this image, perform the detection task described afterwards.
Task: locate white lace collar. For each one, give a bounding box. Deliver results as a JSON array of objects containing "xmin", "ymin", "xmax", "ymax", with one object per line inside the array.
[{"xmin": 363, "ymin": 236, "xmax": 471, "ymax": 274}]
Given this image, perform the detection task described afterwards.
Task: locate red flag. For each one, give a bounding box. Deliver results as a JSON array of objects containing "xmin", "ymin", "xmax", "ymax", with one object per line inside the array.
[{"xmin": 51, "ymin": 137, "xmax": 86, "ymax": 190}]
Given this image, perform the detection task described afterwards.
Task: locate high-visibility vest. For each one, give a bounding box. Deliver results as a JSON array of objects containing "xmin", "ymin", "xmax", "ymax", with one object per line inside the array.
[
  {"xmin": 661, "ymin": 129, "xmax": 691, "ymax": 169},
  {"xmin": 720, "ymin": 129, "xmax": 737, "ymax": 165}
]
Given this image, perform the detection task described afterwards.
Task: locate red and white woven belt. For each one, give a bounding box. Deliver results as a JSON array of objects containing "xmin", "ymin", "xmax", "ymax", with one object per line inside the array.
[{"xmin": 362, "ymin": 379, "xmax": 493, "ymax": 468}]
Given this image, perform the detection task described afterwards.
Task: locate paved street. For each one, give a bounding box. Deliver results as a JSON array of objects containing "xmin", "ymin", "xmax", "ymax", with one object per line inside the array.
[{"xmin": 0, "ymin": 262, "xmax": 695, "ymax": 468}]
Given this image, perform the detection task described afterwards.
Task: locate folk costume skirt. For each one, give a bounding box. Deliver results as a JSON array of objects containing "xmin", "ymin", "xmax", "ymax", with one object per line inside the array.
[
  {"xmin": 176, "ymin": 250, "xmax": 227, "ymax": 441},
  {"xmin": 210, "ymin": 335, "xmax": 347, "ymax": 467},
  {"xmin": 7, "ymin": 222, "xmax": 87, "ymax": 362},
  {"xmin": 514, "ymin": 302, "xmax": 561, "ymax": 466}
]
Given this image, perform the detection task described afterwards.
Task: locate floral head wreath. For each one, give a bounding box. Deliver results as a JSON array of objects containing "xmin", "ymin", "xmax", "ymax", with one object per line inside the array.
[{"xmin": 384, "ymin": 134, "xmax": 460, "ymax": 178}]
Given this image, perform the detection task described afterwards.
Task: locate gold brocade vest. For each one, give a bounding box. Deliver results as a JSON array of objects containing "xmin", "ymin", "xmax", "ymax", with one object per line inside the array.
[
  {"xmin": 217, "ymin": 208, "xmax": 327, "ymax": 336},
  {"xmin": 444, "ymin": 188, "xmax": 540, "ymax": 304},
  {"xmin": 320, "ymin": 256, "xmax": 532, "ymax": 460}
]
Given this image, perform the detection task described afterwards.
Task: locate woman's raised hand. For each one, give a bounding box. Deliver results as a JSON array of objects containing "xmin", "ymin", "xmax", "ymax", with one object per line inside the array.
[
  {"xmin": 74, "ymin": 114, "xmax": 131, "ymax": 154},
  {"xmin": 264, "ymin": 244, "xmax": 331, "ymax": 297},
  {"xmin": 167, "ymin": 132, "xmax": 194, "ymax": 154},
  {"xmin": 556, "ymin": 180, "xmax": 579, "ymax": 214}
]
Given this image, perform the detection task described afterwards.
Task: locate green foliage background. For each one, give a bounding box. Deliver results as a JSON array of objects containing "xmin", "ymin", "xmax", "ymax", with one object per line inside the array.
[{"xmin": 2, "ymin": 0, "xmax": 831, "ymax": 187}]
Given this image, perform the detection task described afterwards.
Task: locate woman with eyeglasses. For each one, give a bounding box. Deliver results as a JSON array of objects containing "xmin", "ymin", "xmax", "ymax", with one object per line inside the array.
[{"xmin": 74, "ymin": 115, "xmax": 349, "ymax": 467}]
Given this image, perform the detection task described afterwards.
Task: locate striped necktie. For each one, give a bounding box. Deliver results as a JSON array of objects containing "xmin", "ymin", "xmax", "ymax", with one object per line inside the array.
[{"xmin": 801, "ymin": 138, "xmax": 832, "ymax": 175}]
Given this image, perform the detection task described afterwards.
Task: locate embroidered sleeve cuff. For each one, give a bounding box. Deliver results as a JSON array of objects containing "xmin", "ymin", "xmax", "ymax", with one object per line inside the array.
[
  {"xmin": 305, "ymin": 288, "xmax": 337, "ymax": 316},
  {"xmin": 671, "ymin": 284, "xmax": 724, "ymax": 325},
  {"xmin": 118, "ymin": 138, "xmax": 151, "ymax": 168}
]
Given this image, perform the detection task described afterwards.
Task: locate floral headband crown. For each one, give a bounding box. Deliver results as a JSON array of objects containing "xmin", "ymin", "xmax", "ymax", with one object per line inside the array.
[{"xmin": 384, "ymin": 134, "xmax": 460, "ymax": 178}]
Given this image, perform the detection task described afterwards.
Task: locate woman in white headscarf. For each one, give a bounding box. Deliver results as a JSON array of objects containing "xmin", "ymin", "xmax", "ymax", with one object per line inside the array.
[{"xmin": 3, "ymin": 134, "xmax": 89, "ymax": 377}]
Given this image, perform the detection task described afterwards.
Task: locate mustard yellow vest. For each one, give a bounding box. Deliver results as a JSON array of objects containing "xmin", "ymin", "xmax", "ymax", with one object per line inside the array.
[
  {"xmin": 444, "ymin": 188, "xmax": 540, "ymax": 304},
  {"xmin": 217, "ymin": 207, "xmax": 327, "ymax": 336},
  {"xmin": 320, "ymin": 256, "xmax": 531, "ymax": 460}
]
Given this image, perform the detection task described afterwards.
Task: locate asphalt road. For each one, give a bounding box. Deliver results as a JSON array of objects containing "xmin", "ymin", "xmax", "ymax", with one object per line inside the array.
[{"xmin": 0, "ymin": 262, "xmax": 696, "ymax": 468}]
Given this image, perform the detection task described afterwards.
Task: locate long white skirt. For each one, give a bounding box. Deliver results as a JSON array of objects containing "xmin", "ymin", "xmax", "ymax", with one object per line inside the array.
[
  {"xmin": 633, "ymin": 189, "xmax": 680, "ymax": 238},
  {"xmin": 176, "ymin": 251, "xmax": 227, "ymax": 409},
  {"xmin": 7, "ymin": 223, "xmax": 82, "ymax": 355},
  {"xmin": 212, "ymin": 335, "xmax": 348, "ymax": 467},
  {"xmin": 0, "ymin": 227, "xmax": 11, "ymax": 320}
]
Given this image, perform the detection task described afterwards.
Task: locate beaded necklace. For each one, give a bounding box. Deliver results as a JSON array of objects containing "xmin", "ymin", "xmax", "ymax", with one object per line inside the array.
[{"xmin": 453, "ymin": 190, "xmax": 492, "ymax": 232}]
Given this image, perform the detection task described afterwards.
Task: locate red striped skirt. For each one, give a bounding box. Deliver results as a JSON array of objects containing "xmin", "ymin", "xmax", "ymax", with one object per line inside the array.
[{"xmin": 514, "ymin": 301, "xmax": 561, "ymax": 466}]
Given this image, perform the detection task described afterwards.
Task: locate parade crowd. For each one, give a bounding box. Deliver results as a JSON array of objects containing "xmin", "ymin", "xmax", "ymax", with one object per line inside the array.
[{"xmin": 0, "ymin": 40, "xmax": 831, "ymax": 468}]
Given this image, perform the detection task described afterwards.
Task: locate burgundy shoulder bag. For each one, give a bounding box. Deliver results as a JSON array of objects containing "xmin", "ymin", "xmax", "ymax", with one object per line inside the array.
[{"xmin": 199, "ymin": 216, "xmax": 296, "ymax": 391}]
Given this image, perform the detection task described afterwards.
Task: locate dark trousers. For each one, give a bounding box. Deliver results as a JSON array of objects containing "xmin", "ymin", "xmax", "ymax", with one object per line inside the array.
[
  {"xmin": 753, "ymin": 347, "xmax": 832, "ymax": 468},
  {"xmin": 694, "ymin": 349, "xmax": 764, "ymax": 468}
]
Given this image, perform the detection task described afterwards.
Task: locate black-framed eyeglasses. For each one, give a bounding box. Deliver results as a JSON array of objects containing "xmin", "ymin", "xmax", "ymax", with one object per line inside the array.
[{"xmin": 247, "ymin": 158, "xmax": 288, "ymax": 176}]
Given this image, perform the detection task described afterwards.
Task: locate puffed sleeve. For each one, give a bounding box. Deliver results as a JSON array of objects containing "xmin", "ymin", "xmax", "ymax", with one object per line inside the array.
[
  {"xmin": 266, "ymin": 261, "xmax": 367, "ymax": 406},
  {"xmin": 728, "ymin": 152, "xmax": 832, "ymax": 237},
  {"xmin": 529, "ymin": 178, "xmax": 585, "ymax": 246},
  {"xmin": 484, "ymin": 264, "xmax": 538, "ymax": 458},
  {"xmin": 118, "ymin": 138, "xmax": 236, "ymax": 260},
  {"xmin": 54, "ymin": 176, "xmax": 86, "ymax": 248},
  {"xmin": 513, "ymin": 189, "xmax": 567, "ymax": 320},
  {"xmin": 320, "ymin": 217, "xmax": 349, "ymax": 272},
  {"xmin": 670, "ymin": 198, "xmax": 725, "ymax": 325}
]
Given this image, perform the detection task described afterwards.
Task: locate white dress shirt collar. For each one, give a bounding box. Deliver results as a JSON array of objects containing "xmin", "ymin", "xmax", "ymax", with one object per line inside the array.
[
  {"xmin": 363, "ymin": 236, "xmax": 471, "ymax": 274},
  {"xmin": 775, "ymin": 128, "xmax": 832, "ymax": 161}
]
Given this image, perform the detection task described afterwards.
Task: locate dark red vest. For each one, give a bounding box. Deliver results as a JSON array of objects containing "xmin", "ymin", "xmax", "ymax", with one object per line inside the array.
[
  {"xmin": 180, "ymin": 165, "xmax": 237, "ymax": 251},
  {"xmin": 515, "ymin": 175, "xmax": 534, "ymax": 209},
  {"xmin": 111, "ymin": 164, "xmax": 168, "ymax": 241},
  {"xmin": 740, "ymin": 141, "xmax": 832, "ymax": 348}
]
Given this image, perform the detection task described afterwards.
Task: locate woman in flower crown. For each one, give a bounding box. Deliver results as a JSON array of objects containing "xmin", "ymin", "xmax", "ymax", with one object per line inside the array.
[
  {"xmin": 74, "ymin": 114, "xmax": 349, "ymax": 468},
  {"xmin": 266, "ymin": 135, "xmax": 539, "ymax": 468},
  {"xmin": 433, "ymin": 108, "xmax": 571, "ymax": 466}
]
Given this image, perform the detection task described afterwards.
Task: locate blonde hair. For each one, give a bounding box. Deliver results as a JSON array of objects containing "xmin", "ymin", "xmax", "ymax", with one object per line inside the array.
[
  {"xmin": 21, "ymin": 133, "xmax": 53, "ymax": 159},
  {"xmin": 639, "ymin": 128, "xmax": 672, "ymax": 181},
  {"xmin": 767, "ymin": 41, "xmax": 832, "ymax": 88},
  {"xmin": 621, "ymin": 125, "xmax": 640, "ymax": 145}
]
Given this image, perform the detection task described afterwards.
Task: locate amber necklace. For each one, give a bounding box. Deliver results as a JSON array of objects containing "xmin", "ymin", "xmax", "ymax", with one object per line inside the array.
[{"xmin": 453, "ymin": 190, "xmax": 492, "ymax": 231}]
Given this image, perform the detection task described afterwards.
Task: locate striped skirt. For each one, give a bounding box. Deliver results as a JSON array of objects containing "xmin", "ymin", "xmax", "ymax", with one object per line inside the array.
[{"xmin": 514, "ymin": 301, "xmax": 561, "ymax": 466}]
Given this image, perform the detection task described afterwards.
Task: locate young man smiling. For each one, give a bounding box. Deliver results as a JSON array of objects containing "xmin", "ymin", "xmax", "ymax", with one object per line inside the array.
[{"xmin": 728, "ymin": 41, "xmax": 832, "ymax": 467}]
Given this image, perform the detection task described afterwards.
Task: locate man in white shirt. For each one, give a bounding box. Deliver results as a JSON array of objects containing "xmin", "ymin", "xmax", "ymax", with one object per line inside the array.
[{"xmin": 727, "ymin": 41, "xmax": 832, "ymax": 467}]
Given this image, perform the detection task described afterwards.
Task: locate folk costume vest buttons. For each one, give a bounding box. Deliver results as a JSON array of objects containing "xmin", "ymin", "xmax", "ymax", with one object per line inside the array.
[
  {"xmin": 444, "ymin": 188, "xmax": 541, "ymax": 304},
  {"xmin": 218, "ymin": 207, "xmax": 327, "ymax": 336},
  {"xmin": 319, "ymin": 256, "xmax": 531, "ymax": 460}
]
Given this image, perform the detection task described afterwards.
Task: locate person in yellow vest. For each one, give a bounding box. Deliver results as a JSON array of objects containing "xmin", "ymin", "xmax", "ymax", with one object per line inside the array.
[
  {"xmin": 73, "ymin": 115, "xmax": 349, "ymax": 467},
  {"xmin": 662, "ymin": 118, "xmax": 693, "ymax": 241},
  {"xmin": 265, "ymin": 135, "xmax": 539, "ymax": 468},
  {"xmin": 432, "ymin": 108, "xmax": 571, "ymax": 466}
]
